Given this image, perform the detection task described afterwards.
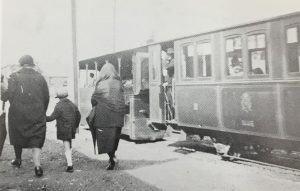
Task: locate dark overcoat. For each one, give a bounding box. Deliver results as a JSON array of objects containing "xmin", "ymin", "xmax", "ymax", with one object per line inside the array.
[
  {"xmin": 91, "ymin": 63, "xmax": 127, "ymax": 154},
  {"xmin": 47, "ymin": 98, "xmax": 81, "ymax": 141},
  {"xmin": 5, "ymin": 68, "xmax": 49, "ymax": 148}
]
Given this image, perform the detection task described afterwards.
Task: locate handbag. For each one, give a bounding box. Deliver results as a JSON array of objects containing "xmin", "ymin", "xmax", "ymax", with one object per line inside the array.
[{"xmin": 0, "ymin": 101, "xmax": 7, "ymax": 157}]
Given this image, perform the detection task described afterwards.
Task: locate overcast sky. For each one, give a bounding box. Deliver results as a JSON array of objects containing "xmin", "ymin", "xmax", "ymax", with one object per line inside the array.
[{"xmin": 1, "ymin": 0, "xmax": 300, "ymax": 76}]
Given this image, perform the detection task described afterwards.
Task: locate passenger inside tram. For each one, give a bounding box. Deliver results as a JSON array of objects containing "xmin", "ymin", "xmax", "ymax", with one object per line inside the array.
[
  {"xmin": 252, "ymin": 68, "xmax": 264, "ymax": 74},
  {"xmin": 229, "ymin": 55, "xmax": 243, "ymax": 76},
  {"xmin": 87, "ymin": 73, "xmax": 96, "ymax": 87},
  {"xmin": 161, "ymin": 47, "xmax": 175, "ymax": 120}
]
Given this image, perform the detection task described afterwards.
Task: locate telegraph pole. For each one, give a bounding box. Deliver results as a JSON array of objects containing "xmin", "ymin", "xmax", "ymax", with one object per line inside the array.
[
  {"xmin": 113, "ymin": 0, "xmax": 116, "ymax": 52},
  {"xmin": 71, "ymin": 0, "xmax": 79, "ymax": 106}
]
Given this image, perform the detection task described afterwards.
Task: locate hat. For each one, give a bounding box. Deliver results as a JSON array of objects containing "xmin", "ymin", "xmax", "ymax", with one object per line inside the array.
[
  {"xmin": 19, "ymin": 55, "xmax": 35, "ymax": 66},
  {"xmin": 167, "ymin": 48, "xmax": 174, "ymax": 54},
  {"xmin": 55, "ymin": 87, "xmax": 68, "ymax": 98}
]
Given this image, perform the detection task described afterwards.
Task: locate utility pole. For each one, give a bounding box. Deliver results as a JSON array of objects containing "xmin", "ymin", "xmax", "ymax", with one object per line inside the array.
[
  {"xmin": 71, "ymin": 0, "xmax": 79, "ymax": 106},
  {"xmin": 113, "ymin": 0, "xmax": 116, "ymax": 52}
]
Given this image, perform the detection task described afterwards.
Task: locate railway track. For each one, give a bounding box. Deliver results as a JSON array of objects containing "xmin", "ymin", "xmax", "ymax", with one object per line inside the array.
[
  {"xmin": 222, "ymin": 153, "xmax": 300, "ymax": 175},
  {"xmin": 171, "ymin": 139, "xmax": 300, "ymax": 173}
]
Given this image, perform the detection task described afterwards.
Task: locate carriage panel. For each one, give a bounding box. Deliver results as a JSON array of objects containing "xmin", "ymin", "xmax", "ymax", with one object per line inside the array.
[
  {"xmin": 282, "ymin": 85, "xmax": 300, "ymax": 139},
  {"xmin": 222, "ymin": 85, "xmax": 278, "ymax": 136},
  {"xmin": 177, "ymin": 85, "xmax": 218, "ymax": 128}
]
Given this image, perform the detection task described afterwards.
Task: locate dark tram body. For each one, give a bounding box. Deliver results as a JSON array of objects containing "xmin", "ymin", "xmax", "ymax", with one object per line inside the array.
[{"xmin": 79, "ymin": 12, "xmax": 300, "ymax": 152}]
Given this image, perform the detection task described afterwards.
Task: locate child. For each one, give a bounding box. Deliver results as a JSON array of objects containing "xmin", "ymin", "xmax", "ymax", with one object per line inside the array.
[{"xmin": 47, "ymin": 88, "xmax": 81, "ymax": 172}]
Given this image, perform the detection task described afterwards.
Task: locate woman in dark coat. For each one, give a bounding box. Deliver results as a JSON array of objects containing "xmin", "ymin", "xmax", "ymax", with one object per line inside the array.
[
  {"xmin": 2, "ymin": 55, "xmax": 49, "ymax": 177},
  {"xmin": 91, "ymin": 61, "xmax": 127, "ymax": 170}
]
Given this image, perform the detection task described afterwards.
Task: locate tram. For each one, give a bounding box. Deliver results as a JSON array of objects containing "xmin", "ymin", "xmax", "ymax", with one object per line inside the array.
[{"xmin": 79, "ymin": 11, "xmax": 300, "ymax": 154}]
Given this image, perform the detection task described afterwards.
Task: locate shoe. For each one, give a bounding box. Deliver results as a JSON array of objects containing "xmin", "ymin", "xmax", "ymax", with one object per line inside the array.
[
  {"xmin": 35, "ymin": 166, "xmax": 43, "ymax": 177},
  {"xmin": 106, "ymin": 160, "xmax": 115, "ymax": 170},
  {"xmin": 66, "ymin": 166, "xmax": 74, "ymax": 173},
  {"xmin": 11, "ymin": 159, "xmax": 21, "ymax": 168}
]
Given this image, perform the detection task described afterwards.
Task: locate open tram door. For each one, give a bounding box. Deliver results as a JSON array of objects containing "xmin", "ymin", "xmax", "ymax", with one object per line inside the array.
[
  {"xmin": 149, "ymin": 43, "xmax": 176, "ymax": 125},
  {"xmin": 122, "ymin": 50, "xmax": 165, "ymax": 140},
  {"xmin": 148, "ymin": 44, "xmax": 170, "ymax": 129}
]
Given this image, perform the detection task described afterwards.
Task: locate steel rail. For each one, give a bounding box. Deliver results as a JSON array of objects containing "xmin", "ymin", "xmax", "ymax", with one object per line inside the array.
[{"xmin": 222, "ymin": 154, "xmax": 300, "ymax": 173}]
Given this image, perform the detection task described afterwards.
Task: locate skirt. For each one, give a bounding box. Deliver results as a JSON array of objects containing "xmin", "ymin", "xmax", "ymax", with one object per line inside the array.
[
  {"xmin": 96, "ymin": 127, "xmax": 121, "ymax": 154},
  {"xmin": 0, "ymin": 112, "xmax": 7, "ymax": 156}
]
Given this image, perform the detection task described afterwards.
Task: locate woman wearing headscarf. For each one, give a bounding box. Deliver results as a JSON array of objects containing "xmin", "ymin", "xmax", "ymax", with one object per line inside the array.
[
  {"xmin": 2, "ymin": 55, "xmax": 49, "ymax": 177},
  {"xmin": 91, "ymin": 61, "xmax": 127, "ymax": 170}
]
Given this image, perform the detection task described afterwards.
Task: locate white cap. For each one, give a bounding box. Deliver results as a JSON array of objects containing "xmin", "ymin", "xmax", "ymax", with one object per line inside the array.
[{"xmin": 55, "ymin": 87, "xmax": 68, "ymax": 98}]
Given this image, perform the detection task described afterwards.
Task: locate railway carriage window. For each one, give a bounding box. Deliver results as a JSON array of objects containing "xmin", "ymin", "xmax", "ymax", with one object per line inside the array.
[
  {"xmin": 247, "ymin": 34, "xmax": 268, "ymax": 75},
  {"xmin": 286, "ymin": 26, "xmax": 300, "ymax": 73},
  {"xmin": 181, "ymin": 44, "xmax": 194, "ymax": 78},
  {"xmin": 226, "ymin": 37, "xmax": 243, "ymax": 76},
  {"xmin": 197, "ymin": 42, "xmax": 211, "ymax": 77},
  {"xmin": 141, "ymin": 58, "xmax": 149, "ymax": 89},
  {"xmin": 152, "ymin": 52, "xmax": 158, "ymax": 80}
]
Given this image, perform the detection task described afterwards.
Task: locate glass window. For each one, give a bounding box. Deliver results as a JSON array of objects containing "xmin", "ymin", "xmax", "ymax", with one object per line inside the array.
[
  {"xmin": 152, "ymin": 51, "xmax": 158, "ymax": 80},
  {"xmin": 181, "ymin": 44, "xmax": 194, "ymax": 78},
  {"xmin": 248, "ymin": 34, "xmax": 268, "ymax": 75},
  {"xmin": 197, "ymin": 42, "xmax": 211, "ymax": 77},
  {"xmin": 141, "ymin": 58, "xmax": 149, "ymax": 89},
  {"xmin": 286, "ymin": 26, "xmax": 300, "ymax": 73},
  {"xmin": 226, "ymin": 37, "xmax": 243, "ymax": 76}
]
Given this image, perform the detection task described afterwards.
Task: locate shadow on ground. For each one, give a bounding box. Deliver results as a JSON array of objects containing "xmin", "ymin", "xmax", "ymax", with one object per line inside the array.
[
  {"xmin": 120, "ymin": 134, "xmax": 166, "ymax": 144},
  {"xmin": 0, "ymin": 139, "xmax": 164, "ymax": 191},
  {"xmin": 83, "ymin": 128, "xmax": 166, "ymax": 145},
  {"xmin": 169, "ymin": 140, "xmax": 217, "ymax": 155}
]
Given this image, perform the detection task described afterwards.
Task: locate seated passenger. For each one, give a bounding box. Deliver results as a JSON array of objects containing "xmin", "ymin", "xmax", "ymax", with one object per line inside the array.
[
  {"xmin": 229, "ymin": 55, "xmax": 243, "ymax": 76},
  {"xmin": 252, "ymin": 68, "xmax": 264, "ymax": 75}
]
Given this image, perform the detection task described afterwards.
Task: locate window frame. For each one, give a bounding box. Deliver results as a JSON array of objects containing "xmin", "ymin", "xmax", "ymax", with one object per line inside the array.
[
  {"xmin": 224, "ymin": 35, "xmax": 245, "ymax": 79},
  {"xmin": 223, "ymin": 24, "xmax": 270, "ymax": 81},
  {"xmin": 285, "ymin": 24, "xmax": 300, "ymax": 75},
  {"xmin": 195, "ymin": 40, "xmax": 213, "ymax": 80},
  {"xmin": 179, "ymin": 42, "xmax": 196, "ymax": 80},
  {"xmin": 246, "ymin": 32, "xmax": 270, "ymax": 78}
]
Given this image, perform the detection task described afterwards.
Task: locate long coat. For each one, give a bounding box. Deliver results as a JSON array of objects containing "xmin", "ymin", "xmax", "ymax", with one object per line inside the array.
[
  {"xmin": 91, "ymin": 64, "xmax": 127, "ymax": 128},
  {"xmin": 4, "ymin": 68, "xmax": 49, "ymax": 148},
  {"xmin": 47, "ymin": 98, "xmax": 81, "ymax": 141},
  {"xmin": 91, "ymin": 63, "xmax": 127, "ymax": 154}
]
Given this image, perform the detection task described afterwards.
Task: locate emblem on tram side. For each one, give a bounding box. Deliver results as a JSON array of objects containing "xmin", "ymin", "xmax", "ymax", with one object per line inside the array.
[{"xmin": 241, "ymin": 92, "xmax": 252, "ymax": 113}]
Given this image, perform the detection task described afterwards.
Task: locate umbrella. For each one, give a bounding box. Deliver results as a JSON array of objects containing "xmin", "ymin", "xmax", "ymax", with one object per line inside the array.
[{"xmin": 86, "ymin": 107, "xmax": 97, "ymax": 154}]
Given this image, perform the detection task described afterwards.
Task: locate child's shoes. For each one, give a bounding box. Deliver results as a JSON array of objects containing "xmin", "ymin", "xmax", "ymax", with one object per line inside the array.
[{"xmin": 66, "ymin": 165, "xmax": 74, "ymax": 173}]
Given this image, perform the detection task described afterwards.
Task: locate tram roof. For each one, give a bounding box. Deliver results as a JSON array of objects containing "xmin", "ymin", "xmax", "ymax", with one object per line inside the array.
[{"xmin": 79, "ymin": 10, "xmax": 300, "ymax": 69}]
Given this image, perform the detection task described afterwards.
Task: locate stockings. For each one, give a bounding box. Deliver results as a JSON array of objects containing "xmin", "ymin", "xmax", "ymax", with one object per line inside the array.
[
  {"xmin": 63, "ymin": 141, "xmax": 72, "ymax": 166},
  {"xmin": 13, "ymin": 145, "xmax": 22, "ymax": 160}
]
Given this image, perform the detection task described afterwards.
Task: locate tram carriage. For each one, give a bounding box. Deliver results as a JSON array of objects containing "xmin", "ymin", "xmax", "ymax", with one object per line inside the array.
[{"xmin": 79, "ymin": 12, "xmax": 300, "ymax": 154}]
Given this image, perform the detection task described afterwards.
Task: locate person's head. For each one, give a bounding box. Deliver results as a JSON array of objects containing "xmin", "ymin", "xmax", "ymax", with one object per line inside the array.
[
  {"xmin": 166, "ymin": 48, "xmax": 173, "ymax": 59},
  {"xmin": 19, "ymin": 55, "xmax": 35, "ymax": 67},
  {"xmin": 96, "ymin": 62, "xmax": 119, "ymax": 83},
  {"xmin": 55, "ymin": 87, "xmax": 68, "ymax": 99},
  {"xmin": 167, "ymin": 48, "xmax": 174, "ymax": 55},
  {"xmin": 231, "ymin": 55, "xmax": 240, "ymax": 67},
  {"xmin": 90, "ymin": 73, "xmax": 95, "ymax": 78}
]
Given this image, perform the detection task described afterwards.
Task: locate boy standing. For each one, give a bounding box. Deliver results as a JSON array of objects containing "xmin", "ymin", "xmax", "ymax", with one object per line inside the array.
[{"xmin": 47, "ymin": 88, "xmax": 81, "ymax": 172}]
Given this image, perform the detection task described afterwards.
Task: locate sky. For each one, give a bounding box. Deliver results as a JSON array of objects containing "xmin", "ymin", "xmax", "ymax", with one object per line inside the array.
[{"xmin": 1, "ymin": 0, "xmax": 300, "ymax": 77}]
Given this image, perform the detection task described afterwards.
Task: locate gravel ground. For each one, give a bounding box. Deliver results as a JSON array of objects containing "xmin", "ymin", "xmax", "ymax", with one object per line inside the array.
[{"xmin": 0, "ymin": 139, "xmax": 160, "ymax": 191}]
